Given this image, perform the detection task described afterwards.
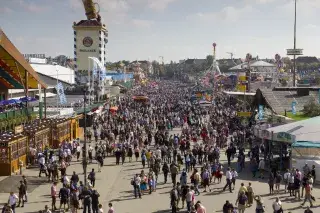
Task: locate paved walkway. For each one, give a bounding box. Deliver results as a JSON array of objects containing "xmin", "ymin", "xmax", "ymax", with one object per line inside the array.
[{"xmin": 0, "ymin": 128, "xmax": 319, "ymax": 212}]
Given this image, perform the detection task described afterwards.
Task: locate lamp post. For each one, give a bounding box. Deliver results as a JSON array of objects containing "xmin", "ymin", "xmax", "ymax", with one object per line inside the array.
[
  {"xmin": 293, "ymin": 0, "xmax": 297, "ymax": 87},
  {"xmin": 82, "ymin": 85, "xmax": 88, "ymax": 186}
]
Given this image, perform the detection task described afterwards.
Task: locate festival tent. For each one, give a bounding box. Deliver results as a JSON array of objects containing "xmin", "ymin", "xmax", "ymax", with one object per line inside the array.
[
  {"xmin": 250, "ymin": 61, "xmax": 276, "ymax": 68},
  {"xmin": 262, "ymin": 116, "xmax": 320, "ymax": 144},
  {"xmin": 228, "ymin": 60, "xmax": 276, "ymax": 72}
]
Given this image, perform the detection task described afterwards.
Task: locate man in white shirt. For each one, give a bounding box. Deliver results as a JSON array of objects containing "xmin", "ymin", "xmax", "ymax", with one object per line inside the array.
[
  {"xmin": 186, "ymin": 187, "xmax": 194, "ymax": 212},
  {"xmin": 8, "ymin": 192, "xmax": 18, "ymax": 212},
  {"xmin": 133, "ymin": 174, "xmax": 141, "ymax": 198},
  {"xmin": 283, "ymin": 169, "xmax": 291, "ymax": 193},
  {"xmin": 223, "ymin": 167, "xmax": 233, "ymax": 193},
  {"xmin": 258, "ymin": 159, "xmax": 265, "ymax": 179},
  {"xmin": 272, "ymin": 197, "xmax": 282, "ymax": 212},
  {"xmin": 231, "ymin": 168, "xmax": 238, "ymax": 190}
]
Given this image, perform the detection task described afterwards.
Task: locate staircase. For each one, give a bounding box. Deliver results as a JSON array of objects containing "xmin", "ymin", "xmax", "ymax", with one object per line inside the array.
[{"xmin": 260, "ymin": 88, "xmax": 284, "ymax": 114}]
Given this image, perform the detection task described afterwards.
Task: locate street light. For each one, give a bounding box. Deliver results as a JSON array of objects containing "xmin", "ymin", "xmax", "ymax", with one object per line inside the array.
[
  {"xmin": 82, "ymin": 83, "xmax": 89, "ymax": 186},
  {"xmin": 293, "ymin": 0, "xmax": 297, "ymax": 87}
]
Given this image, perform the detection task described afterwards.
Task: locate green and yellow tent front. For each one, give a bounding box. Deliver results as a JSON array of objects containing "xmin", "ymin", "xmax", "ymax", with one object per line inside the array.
[{"xmin": 0, "ymin": 28, "xmax": 47, "ymax": 89}]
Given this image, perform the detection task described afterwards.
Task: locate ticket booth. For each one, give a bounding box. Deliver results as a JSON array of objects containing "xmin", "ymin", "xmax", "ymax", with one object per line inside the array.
[{"xmin": 0, "ymin": 135, "xmax": 27, "ymax": 176}]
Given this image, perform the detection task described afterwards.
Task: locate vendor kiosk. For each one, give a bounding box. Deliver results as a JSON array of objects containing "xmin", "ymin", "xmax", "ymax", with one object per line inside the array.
[{"xmin": 0, "ymin": 134, "xmax": 27, "ymax": 176}]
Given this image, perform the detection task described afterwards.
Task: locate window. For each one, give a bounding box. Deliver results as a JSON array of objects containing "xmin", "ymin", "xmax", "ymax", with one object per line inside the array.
[
  {"xmin": 0, "ymin": 148, "xmax": 9, "ymax": 163},
  {"xmin": 18, "ymin": 139, "xmax": 27, "ymax": 156},
  {"xmin": 11, "ymin": 142, "xmax": 18, "ymax": 159}
]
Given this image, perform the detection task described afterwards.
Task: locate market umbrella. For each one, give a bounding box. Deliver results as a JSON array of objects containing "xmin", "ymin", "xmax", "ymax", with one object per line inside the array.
[{"xmin": 1, "ymin": 100, "xmax": 15, "ymax": 105}]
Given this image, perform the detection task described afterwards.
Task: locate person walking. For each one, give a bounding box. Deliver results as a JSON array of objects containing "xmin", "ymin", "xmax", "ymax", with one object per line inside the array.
[
  {"xmin": 235, "ymin": 191, "xmax": 247, "ymax": 213},
  {"xmin": 275, "ymin": 171, "xmax": 282, "ymax": 194},
  {"xmin": 268, "ymin": 172, "xmax": 275, "ymax": 195},
  {"xmin": 272, "ymin": 197, "xmax": 283, "ymax": 213},
  {"xmin": 254, "ymin": 195, "xmax": 265, "ymax": 213},
  {"xmin": 17, "ymin": 181, "xmax": 26, "ymax": 208},
  {"xmin": 91, "ymin": 189, "xmax": 100, "ymax": 213},
  {"xmin": 301, "ymin": 182, "xmax": 314, "ymax": 207},
  {"xmin": 231, "ymin": 168, "xmax": 238, "ymax": 190},
  {"xmin": 7, "ymin": 192, "xmax": 18, "ymax": 213},
  {"xmin": 50, "ymin": 182, "xmax": 58, "ymax": 211},
  {"xmin": 283, "ymin": 169, "xmax": 291, "ymax": 193},
  {"xmin": 223, "ymin": 167, "xmax": 232, "ymax": 193},
  {"xmin": 88, "ymin": 169, "xmax": 96, "ymax": 188},
  {"xmin": 170, "ymin": 163, "xmax": 178, "ymax": 186},
  {"xmin": 247, "ymin": 182, "xmax": 254, "ymax": 207},
  {"xmin": 162, "ymin": 162, "xmax": 169, "ymax": 183},
  {"xmin": 133, "ymin": 174, "xmax": 141, "ymax": 198}
]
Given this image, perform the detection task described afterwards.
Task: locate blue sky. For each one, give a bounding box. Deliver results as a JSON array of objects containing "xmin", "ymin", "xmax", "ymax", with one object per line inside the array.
[{"xmin": 0, "ymin": 0, "xmax": 319, "ymax": 62}]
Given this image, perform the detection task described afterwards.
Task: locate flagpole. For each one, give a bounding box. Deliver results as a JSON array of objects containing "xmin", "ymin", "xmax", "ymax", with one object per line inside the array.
[{"xmin": 54, "ymin": 63, "xmax": 59, "ymax": 113}]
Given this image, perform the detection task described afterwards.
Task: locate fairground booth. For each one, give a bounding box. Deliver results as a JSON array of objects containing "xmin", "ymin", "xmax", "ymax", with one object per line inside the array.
[
  {"xmin": 0, "ymin": 29, "xmax": 48, "ymax": 175},
  {"xmin": 255, "ymin": 116, "xmax": 320, "ymax": 177},
  {"xmin": 0, "ymin": 29, "xmax": 83, "ymax": 176}
]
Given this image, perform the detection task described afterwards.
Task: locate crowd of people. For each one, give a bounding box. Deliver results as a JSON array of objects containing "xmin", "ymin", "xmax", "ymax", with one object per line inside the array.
[{"xmin": 1, "ymin": 80, "xmax": 318, "ymax": 213}]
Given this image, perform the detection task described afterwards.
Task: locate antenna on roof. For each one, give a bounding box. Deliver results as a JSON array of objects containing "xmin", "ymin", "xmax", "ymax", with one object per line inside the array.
[{"xmin": 226, "ymin": 52, "xmax": 234, "ymax": 59}]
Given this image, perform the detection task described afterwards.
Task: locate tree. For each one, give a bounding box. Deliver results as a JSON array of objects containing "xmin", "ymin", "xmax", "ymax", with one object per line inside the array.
[
  {"xmin": 282, "ymin": 57, "xmax": 292, "ymax": 72},
  {"xmin": 206, "ymin": 55, "xmax": 213, "ymax": 67},
  {"xmin": 302, "ymin": 100, "xmax": 320, "ymax": 117}
]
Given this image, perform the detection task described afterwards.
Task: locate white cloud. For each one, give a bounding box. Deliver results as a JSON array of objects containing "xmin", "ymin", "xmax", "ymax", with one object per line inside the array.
[
  {"xmin": 132, "ymin": 19, "xmax": 154, "ymax": 28},
  {"xmin": 244, "ymin": 0, "xmax": 277, "ymax": 4},
  {"xmin": 19, "ymin": 0, "xmax": 48, "ymax": 13},
  {"xmin": 147, "ymin": 0, "xmax": 177, "ymax": 11},
  {"xmin": 305, "ymin": 24, "xmax": 318, "ymax": 29},
  {"xmin": 191, "ymin": 5, "xmax": 254, "ymax": 23},
  {"xmin": 0, "ymin": 7, "xmax": 13, "ymax": 13}
]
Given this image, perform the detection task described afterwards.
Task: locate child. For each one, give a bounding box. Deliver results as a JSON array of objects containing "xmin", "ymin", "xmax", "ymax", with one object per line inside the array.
[{"xmin": 98, "ymin": 204, "xmax": 103, "ymax": 213}]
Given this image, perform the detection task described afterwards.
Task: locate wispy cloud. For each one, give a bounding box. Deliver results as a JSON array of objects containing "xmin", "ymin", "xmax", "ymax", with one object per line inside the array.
[
  {"xmin": 132, "ymin": 19, "xmax": 154, "ymax": 28},
  {"xmin": 0, "ymin": 7, "xmax": 13, "ymax": 14},
  {"xmin": 244, "ymin": 0, "xmax": 278, "ymax": 4},
  {"xmin": 147, "ymin": 0, "xmax": 178, "ymax": 11},
  {"xmin": 190, "ymin": 5, "xmax": 254, "ymax": 23},
  {"xmin": 19, "ymin": 0, "xmax": 48, "ymax": 13}
]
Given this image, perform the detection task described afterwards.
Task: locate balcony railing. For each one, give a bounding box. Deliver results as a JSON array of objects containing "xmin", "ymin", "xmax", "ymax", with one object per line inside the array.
[{"xmin": 0, "ymin": 107, "xmax": 37, "ymax": 131}]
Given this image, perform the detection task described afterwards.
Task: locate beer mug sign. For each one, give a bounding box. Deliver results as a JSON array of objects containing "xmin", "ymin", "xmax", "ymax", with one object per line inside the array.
[{"xmin": 82, "ymin": 0, "xmax": 100, "ymax": 20}]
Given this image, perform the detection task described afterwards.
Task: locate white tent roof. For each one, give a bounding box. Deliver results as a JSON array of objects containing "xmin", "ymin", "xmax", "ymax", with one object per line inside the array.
[
  {"xmin": 251, "ymin": 61, "xmax": 275, "ymax": 67},
  {"xmin": 228, "ymin": 60, "xmax": 275, "ymax": 71},
  {"xmin": 229, "ymin": 62, "xmax": 247, "ymax": 71},
  {"xmin": 31, "ymin": 64, "xmax": 75, "ymax": 84},
  {"xmin": 266, "ymin": 116, "xmax": 320, "ymax": 143}
]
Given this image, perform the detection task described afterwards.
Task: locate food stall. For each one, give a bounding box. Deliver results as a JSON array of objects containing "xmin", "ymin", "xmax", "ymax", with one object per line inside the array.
[
  {"xmin": 0, "ymin": 133, "xmax": 27, "ymax": 176},
  {"xmin": 52, "ymin": 118, "xmax": 71, "ymax": 148}
]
